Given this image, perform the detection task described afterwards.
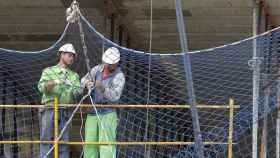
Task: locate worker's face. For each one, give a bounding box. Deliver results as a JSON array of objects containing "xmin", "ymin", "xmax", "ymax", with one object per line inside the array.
[
  {"xmin": 105, "ymin": 63, "xmax": 118, "ymax": 73},
  {"xmin": 60, "ymin": 52, "xmax": 76, "ymax": 66}
]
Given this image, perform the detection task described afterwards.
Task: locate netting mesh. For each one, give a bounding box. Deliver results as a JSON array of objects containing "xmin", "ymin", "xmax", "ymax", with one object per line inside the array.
[{"xmin": 0, "ymin": 11, "xmax": 280, "ymax": 158}]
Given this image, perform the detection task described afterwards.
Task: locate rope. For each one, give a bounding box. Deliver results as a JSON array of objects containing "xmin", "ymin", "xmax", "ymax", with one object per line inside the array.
[
  {"xmin": 74, "ymin": 1, "xmax": 92, "ymax": 73},
  {"xmin": 43, "ymin": 94, "xmax": 89, "ymax": 158},
  {"xmin": 74, "ymin": 1, "xmax": 115, "ymax": 157},
  {"xmin": 43, "ymin": 1, "xmax": 115, "ymax": 157},
  {"xmin": 88, "ymin": 92, "xmax": 116, "ymax": 158}
]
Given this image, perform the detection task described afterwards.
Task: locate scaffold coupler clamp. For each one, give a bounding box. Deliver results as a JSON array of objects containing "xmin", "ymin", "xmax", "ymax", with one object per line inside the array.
[{"xmin": 248, "ymin": 57, "xmax": 263, "ymax": 70}]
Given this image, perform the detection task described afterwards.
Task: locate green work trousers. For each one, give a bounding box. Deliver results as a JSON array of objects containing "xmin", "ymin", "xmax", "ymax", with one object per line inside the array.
[{"xmin": 84, "ymin": 112, "xmax": 118, "ymax": 158}]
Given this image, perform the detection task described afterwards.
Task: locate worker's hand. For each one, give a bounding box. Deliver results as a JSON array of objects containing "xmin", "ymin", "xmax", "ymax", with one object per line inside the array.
[
  {"xmin": 85, "ymin": 80, "xmax": 94, "ymax": 91},
  {"xmin": 95, "ymin": 80, "xmax": 105, "ymax": 93},
  {"xmin": 53, "ymin": 79, "xmax": 64, "ymax": 85},
  {"xmin": 44, "ymin": 79, "xmax": 63, "ymax": 92},
  {"xmin": 63, "ymin": 78, "xmax": 72, "ymax": 86}
]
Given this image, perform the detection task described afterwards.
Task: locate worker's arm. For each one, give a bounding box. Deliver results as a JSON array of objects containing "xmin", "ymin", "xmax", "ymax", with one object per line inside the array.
[
  {"xmin": 70, "ymin": 73, "xmax": 83, "ymax": 97},
  {"xmin": 81, "ymin": 66, "xmax": 99, "ymax": 91},
  {"xmin": 38, "ymin": 69, "xmax": 62, "ymax": 93}
]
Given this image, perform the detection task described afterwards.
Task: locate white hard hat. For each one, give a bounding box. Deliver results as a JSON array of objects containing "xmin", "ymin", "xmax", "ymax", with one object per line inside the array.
[
  {"xmin": 102, "ymin": 47, "xmax": 120, "ymax": 64},
  {"xmin": 59, "ymin": 43, "xmax": 76, "ymax": 55}
]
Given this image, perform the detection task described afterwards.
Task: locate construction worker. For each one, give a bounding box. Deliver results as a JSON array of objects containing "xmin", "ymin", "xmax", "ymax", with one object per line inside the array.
[
  {"xmin": 38, "ymin": 43, "xmax": 81, "ymax": 158},
  {"xmin": 81, "ymin": 47, "xmax": 125, "ymax": 158}
]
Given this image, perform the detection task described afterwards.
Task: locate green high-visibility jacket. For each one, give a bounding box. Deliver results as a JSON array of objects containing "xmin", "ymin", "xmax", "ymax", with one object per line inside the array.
[{"xmin": 38, "ymin": 64, "xmax": 81, "ymax": 105}]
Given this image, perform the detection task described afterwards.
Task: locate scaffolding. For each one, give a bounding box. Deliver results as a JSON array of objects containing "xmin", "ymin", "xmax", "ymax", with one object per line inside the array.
[{"xmin": 0, "ymin": 97, "xmax": 237, "ymax": 158}]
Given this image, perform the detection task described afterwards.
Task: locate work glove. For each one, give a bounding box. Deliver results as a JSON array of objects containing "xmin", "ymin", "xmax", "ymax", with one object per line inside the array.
[
  {"xmin": 53, "ymin": 79, "xmax": 64, "ymax": 85},
  {"xmin": 85, "ymin": 80, "xmax": 94, "ymax": 91},
  {"xmin": 44, "ymin": 79, "xmax": 63, "ymax": 92}
]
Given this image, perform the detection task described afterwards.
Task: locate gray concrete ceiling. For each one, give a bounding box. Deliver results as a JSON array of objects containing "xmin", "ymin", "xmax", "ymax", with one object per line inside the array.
[
  {"xmin": 120, "ymin": 0, "xmax": 255, "ymax": 52},
  {"xmin": 0, "ymin": 0, "xmax": 279, "ymax": 52},
  {"xmin": 119, "ymin": 0, "xmax": 280, "ymax": 52}
]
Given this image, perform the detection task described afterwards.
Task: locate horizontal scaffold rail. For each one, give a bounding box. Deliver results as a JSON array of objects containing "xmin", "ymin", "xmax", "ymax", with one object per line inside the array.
[
  {"xmin": 0, "ymin": 141, "xmax": 236, "ymax": 145},
  {"xmin": 0, "ymin": 104, "xmax": 240, "ymax": 109}
]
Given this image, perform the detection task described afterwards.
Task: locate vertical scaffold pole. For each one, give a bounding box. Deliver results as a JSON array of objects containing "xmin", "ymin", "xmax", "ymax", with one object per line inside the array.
[
  {"xmin": 175, "ymin": 0, "xmax": 204, "ymax": 157},
  {"xmin": 251, "ymin": 1, "xmax": 261, "ymax": 158},
  {"xmin": 54, "ymin": 97, "xmax": 59, "ymax": 158},
  {"xmin": 228, "ymin": 98, "xmax": 234, "ymax": 158}
]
